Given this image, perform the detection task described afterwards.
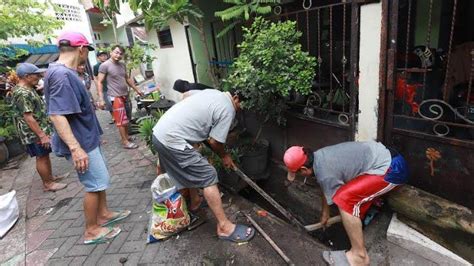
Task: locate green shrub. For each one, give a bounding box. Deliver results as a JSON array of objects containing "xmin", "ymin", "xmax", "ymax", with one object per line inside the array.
[{"xmin": 223, "ymin": 17, "xmax": 317, "ymax": 126}]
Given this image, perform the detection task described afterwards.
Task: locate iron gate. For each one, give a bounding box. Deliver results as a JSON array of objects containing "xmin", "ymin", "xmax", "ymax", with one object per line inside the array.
[{"xmin": 383, "ymin": 0, "xmax": 474, "ymax": 208}]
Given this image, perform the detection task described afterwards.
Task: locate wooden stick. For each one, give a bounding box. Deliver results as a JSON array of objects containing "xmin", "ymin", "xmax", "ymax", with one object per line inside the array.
[
  {"xmin": 243, "ymin": 213, "xmax": 295, "ymax": 266},
  {"xmin": 304, "ymin": 215, "xmax": 342, "ymax": 232},
  {"xmin": 233, "ymin": 167, "xmax": 306, "ymax": 230}
]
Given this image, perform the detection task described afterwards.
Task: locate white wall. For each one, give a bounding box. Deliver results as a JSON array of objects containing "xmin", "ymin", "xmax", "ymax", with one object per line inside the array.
[
  {"xmin": 147, "ymin": 20, "xmax": 195, "ymax": 103},
  {"xmin": 52, "ymin": 0, "xmax": 97, "ymax": 65},
  {"xmin": 356, "ymin": 2, "xmax": 383, "ymax": 141}
]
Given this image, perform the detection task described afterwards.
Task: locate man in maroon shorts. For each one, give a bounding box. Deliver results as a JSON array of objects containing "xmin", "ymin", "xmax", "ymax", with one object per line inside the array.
[{"xmin": 284, "ymin": 141, "xmax": 408, "ymax": 266}]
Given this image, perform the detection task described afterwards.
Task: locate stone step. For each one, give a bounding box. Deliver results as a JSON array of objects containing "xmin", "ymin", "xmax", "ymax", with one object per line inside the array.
[{"xmin": 387, "ymin": 213, "xmax": 471, "ymax": 266}]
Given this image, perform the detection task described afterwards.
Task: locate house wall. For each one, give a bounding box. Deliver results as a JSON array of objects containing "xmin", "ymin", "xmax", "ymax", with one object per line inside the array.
[
  {"xmin": 147, "ymin": 20, "xmax": 195, "ymax": 103},
  {"xmin": 356, "ymin": 2, "xmax": 383, "ymax": 141}
]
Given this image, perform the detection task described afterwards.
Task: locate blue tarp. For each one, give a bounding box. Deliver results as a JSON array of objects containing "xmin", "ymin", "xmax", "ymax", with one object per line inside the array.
[{"xmin": 10, "ymin": 44, "xmax": 58, "ymax": 55}]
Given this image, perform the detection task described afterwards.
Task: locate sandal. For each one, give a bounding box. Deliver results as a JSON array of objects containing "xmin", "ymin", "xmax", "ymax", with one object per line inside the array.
[
  {"xmin": 84, "ymin": 226, "xmax": 121, "ymax": 245},
  {"xmin": 123, "ymin": 142, "xmax": 138, "ymax": 149},
  {"xmin": 218, "ymin": 224, "xmax": 255, "ymax": 243},
  {"xmin": 322, "ymin": 250, "xmax": 350, "ymax": 266},
  {"xmin": 100, "ymin": 210, "xmax": 131, "ymax": 227}
]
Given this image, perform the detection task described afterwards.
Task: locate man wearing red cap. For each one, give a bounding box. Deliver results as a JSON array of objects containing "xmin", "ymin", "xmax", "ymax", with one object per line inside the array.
[
  {"xmin": 44, "ymin": 32, "xmax": 130, "ymax": 244},
  {"xmin": 284, "ymin": 141, "xmax": 408, "ymax": 266}
]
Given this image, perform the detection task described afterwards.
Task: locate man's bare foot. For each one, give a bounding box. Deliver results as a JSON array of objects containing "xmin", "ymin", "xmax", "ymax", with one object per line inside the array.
[
  {"xmin": 217, "ymin": 221, "xmax": 236, "ymax": 237},
  {"xmin": 52, "ymin": 172, "xmax": 70, "ymax": 181},
  {"xmin": 84, "ymin": 226, "xmax": 119, "ymax": 242},
  {"xmin": 346, "ymin": 250, "xmax": 370, "ymax": 266},
  {"xmin": 97, "ymin": 211, "xmax": 118, "ymax": 225},
  {"xmin": 43, "ymin": 182, "xmax": 67, "ymax": 192}
]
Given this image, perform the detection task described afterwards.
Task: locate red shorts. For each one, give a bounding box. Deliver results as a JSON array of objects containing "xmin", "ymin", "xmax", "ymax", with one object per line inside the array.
[
  {"xmin": 112, "ymin": 96, "xmax": 129, "ymax": 127},
  {"xmin": 332, "ymin": 174, "xmax": 398, "ymax": 219}
]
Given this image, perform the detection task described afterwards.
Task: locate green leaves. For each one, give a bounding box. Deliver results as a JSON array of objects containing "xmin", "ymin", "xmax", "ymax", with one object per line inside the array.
[
  {"xmin": 125, "ymin": 44, "xmax": 157, "ymax": 76},
  {"xmin": 0, "ymin": 0, "xmax": 63, "ymax": 41},
  {"xmin": 124, "ymin": 0, "xmax": 204, "ymax": 31},
  {"xmin": 223, "ymin": 17, "xmax": 317, "ymax": 126},
  {"xmin": 214, "ymin": 0, "xmax": 280, "ymax": 37}
]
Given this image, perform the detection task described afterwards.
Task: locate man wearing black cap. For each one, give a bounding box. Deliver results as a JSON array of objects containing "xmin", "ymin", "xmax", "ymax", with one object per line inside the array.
[{"xmin": 11, "ymin": 63, "xmax": 68, "ymax": 192}]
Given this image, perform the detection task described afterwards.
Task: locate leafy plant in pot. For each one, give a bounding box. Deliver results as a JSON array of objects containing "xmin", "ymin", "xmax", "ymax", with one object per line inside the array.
[
  {"xmin": 0, "ymin": 99, "xmax": 24, "ymax": 158},
  {"xmin": 223, "ymin": 17, "xmax": 317, "ymax": 179},
  {"xmin": 200, "ymin": 145, "xmax": 246, "ymax": 193}
]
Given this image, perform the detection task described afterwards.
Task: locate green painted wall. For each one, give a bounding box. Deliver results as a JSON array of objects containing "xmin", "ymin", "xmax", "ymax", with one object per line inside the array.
[
  {"xmin": 414, "ymin": 0, "xmax": 442, "ymax": 48},
  {"xmin": 188, "ymin": 1, "xmax": 229, "ymax": 86}
]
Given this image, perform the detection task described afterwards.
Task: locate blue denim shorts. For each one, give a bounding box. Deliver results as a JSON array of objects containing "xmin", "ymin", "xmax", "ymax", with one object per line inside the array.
[{"xmin": 66, "ymin": 146, "xmax": 110, "ymax": 192}]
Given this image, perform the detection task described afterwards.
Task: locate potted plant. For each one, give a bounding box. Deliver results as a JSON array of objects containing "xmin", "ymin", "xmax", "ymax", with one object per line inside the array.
[
  {"xmin": 200, "ymin": 145, "xmax": 246, "ymax": 193},
  {"xmin": 0, "ymin": 99, "xmax": 24, "ymax": 158},
  {"xmin": 135, "ymin": 110, "xmax": 165, "ymax": 155},
  {"xmin": 223, "ymin": 17, "xmax": 317, "ymax": 178}
]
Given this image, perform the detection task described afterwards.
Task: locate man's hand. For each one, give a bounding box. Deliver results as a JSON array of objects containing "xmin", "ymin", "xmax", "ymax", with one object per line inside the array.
[
  {"xmin": 221, "ymin": 153, "xmax": 236, "ymax": 170},
  {"xmin": 320, "ymin": 208, "xmax": 330, "ymax": 228},
  {"xmin": 71, "ymin": 146, "xmax": 89, "ymax": 174},
  {"xmin": 39, "ymin": 134, "xmax": 51, "ymax": 149},
  {"xmin": 96, "ymin": 100, "xmax": 105, "ymax": 110},
  {"xmin": 135, "ymin": 89, "xmax": 144, "ymax": 97}
]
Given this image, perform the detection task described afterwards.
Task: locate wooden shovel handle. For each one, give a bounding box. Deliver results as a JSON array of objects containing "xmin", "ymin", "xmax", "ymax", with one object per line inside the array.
[{"xmin": 304, "ymin": 215, "xmax": 342, "ymax": 231}]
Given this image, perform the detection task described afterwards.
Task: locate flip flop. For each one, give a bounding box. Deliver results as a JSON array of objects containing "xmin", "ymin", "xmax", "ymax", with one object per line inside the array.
[
  {"xmin": 123, "ymin": 142, "xmax": 138, "ymax": 149},
  {"xmin": 100, "ymin": 210, "xmax": 131, "ymax": 227},
  {"xmin": 322, "ymin": 250, "xmax": 350, "ymax": 266},
  {"xmin": 218, "ymin": 224, "xmax": 255, "ymax": 243},
  {"xmin": 187, "ymin": 212, "xmax": 206, "ymax": 231},
  {"xmin": 83, "ymin": 226, "xmax": 121, "ymax": 245}
]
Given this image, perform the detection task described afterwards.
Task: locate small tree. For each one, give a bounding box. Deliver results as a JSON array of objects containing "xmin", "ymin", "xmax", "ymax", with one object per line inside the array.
[
  {"xmin": 125, "ymin": 43, "xmax": 157, "ymax": 76},
  {"xmin": 224, "ymin": 17, "xmax": 316, "ymax": 139},
  {"xmin": 0, "ymin": 0, "xmax": 63, "ymax": 72}
]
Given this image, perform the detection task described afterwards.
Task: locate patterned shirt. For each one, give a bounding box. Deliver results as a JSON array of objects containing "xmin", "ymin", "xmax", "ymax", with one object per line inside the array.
[{"xmin": 11, "ymin": 85, "xmax": 53, "ymax": 145}]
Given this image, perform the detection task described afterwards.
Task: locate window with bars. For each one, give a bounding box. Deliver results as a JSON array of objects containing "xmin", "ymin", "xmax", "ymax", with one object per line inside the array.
[{"xmin": 55, "ymin": 4, "xmax": 82, "ymax": 22}]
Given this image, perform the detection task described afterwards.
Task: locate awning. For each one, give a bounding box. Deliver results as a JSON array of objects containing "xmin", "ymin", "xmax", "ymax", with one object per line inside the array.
[{"xmin": 2, "ymin": 44, "xmax": 59, "ymax": 67}]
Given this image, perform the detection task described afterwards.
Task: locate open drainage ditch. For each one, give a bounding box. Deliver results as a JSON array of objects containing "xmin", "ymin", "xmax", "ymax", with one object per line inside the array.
[{"xmin": 232, "ymin": 162, "xmax": 352, "ymax": 250}]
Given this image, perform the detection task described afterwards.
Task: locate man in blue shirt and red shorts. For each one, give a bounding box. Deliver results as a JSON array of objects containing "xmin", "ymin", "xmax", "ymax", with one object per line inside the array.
[{"xmin": 284, "ymin": 141, "xmax": 408, "ymax": 266}]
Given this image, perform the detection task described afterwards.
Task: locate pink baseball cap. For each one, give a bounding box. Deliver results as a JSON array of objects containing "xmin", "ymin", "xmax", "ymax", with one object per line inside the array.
[
  {"xmin": 283, "ymin": 146, "xmax": 308, "ymax": 182},
  {"xmin": 283, "ymin": 146, "xmax": 308, "ymax": 173},
  {"xmin": 57, "ymin": 32, "xmax": 94, "ymax": 51}
]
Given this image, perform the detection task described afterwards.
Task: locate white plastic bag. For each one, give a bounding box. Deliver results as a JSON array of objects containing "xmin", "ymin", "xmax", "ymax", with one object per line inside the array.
[
  {"xmin": 151, "ymin": 173, "xmax": 177, "ymax": 203},
  {"xmin": 0, "ymin": 190, "xmax": 19, "ymax": 238}
]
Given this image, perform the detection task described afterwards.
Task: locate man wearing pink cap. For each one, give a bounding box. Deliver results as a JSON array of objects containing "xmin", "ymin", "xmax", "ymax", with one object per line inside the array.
[
  {"xmin": 284, "ymin": 141, "xmax": 408, "ymax": 266},
  {"xmin": 44, "ymin": 32, "xmax": 130, "ymax": 244}
]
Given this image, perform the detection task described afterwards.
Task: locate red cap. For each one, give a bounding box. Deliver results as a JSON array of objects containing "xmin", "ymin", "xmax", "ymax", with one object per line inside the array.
[
  {"xmin": 57, "ymin": 32, "xmax": 94, "ymax": 51},
  {"xmin": 283, "ymin": 146, "xmax": 307, "ymax": 173}
]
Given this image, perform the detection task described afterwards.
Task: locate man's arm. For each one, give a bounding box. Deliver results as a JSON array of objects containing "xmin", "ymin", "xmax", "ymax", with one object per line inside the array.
[
  {"xmin": 23, "ymin": 113, "xmax": 50, "ymax": 148},
  {"xmin": 208, "ymin": 137, "xmax": 235, "ymax": 170},
  {"xmin": 96, "ymin": 73, "xmax": 106, "ymax": 109},
  {"xmin": 49, "ymin": 114, "xmax": 88, "ymax": 173},
  {"xmin": 320, "ymin": 193, "xmax": 330, "ymax": 226},
  {"xmin": 125, "ymin": 74, "xmax": 144, "ymax": 97}
]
